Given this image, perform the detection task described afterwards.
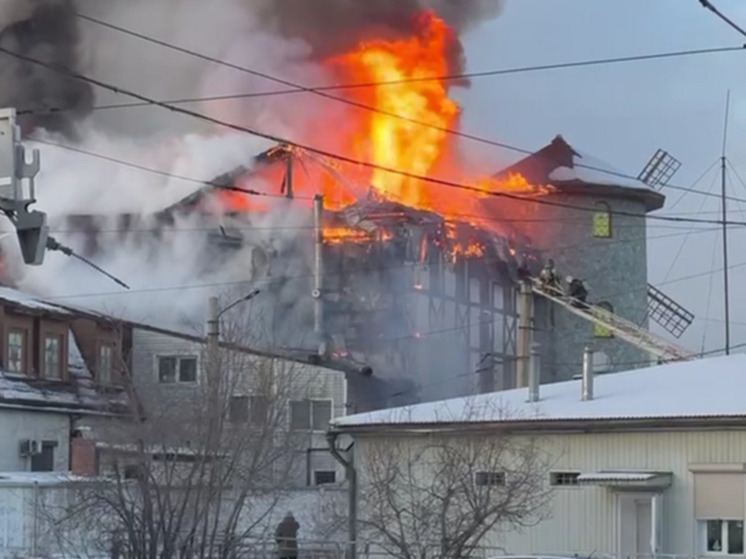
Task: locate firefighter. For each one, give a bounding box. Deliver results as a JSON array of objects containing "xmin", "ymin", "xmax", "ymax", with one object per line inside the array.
[
  {"xmin": 538, "ymin": 259, "xmax": 560, "ymax": 291},
  {"xmin": 275, "ymin": 511, "xmax": 300, "ymax": 559},
  {"xmin": 566, "ymin": 276, "xmax": 589, "ymax": 308}
]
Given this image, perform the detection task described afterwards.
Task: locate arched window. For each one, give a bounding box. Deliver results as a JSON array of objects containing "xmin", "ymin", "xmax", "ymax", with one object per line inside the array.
[
  {"xmin": 595, "ymin": 302, "xmax": 614, "ymax": 338},
  {"xmin": 593, "ymin": 202, "xmax": 612, "ymax": 238}
]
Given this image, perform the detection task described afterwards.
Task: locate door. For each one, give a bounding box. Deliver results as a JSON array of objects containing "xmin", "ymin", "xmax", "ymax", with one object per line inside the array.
[{"xmin": 617, "ymin": 493, "xmax": 654, "ymax": 559}]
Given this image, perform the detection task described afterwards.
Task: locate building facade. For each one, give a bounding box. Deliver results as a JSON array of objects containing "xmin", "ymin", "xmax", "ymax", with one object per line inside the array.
[
  {"xmin": 127, "ymin": 322, "xmax": 350, "ymax": 488},
  {"xmin": 330, "ymin": 353, "xmax": 746, "ymax": 558},
  {"xmin": 0, "ymin": 287, "xmax": 128, "ymax": 475},
  {"xmin": 491, "ymin": 135, "xmax": 666, "ymax": 383}
]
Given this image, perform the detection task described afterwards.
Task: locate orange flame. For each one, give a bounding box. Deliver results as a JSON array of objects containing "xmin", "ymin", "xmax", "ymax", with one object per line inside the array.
[
  {"xmin": 216, "ymin": 12, "xmax": 552, "ymax": 260},
  {"xmin": 337, "ymin": 13, "xmax": 459, "ymax": 208}
]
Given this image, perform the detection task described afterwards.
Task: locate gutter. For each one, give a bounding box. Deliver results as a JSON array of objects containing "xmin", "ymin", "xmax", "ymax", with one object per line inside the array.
[
  {"xmin": 326, "ymin": 431, "xmax": 356, "ymax": 559},
  {"xmin": 328, "ymin": 415, "xmax": 746, "ymax": 436},
  {"xmin": 0, "ymin": 401, "xmax": 121, "ymax": 417}
]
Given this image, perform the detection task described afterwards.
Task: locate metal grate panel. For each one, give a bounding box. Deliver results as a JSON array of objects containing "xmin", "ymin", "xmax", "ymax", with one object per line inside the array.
[
  {"xmin": 637, "ymin": 149, "xmax": 682, "ymax": 190},
  {"xmin": 647, "ymin": 284, "xmax": 694, "ymax": 339}
]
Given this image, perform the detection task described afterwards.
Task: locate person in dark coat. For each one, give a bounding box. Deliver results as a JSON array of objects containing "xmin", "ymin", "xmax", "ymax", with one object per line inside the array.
[
  {"xmin": 275, "ymin": 511, "xmax": 300, "ymax": 559},
  {"xmin": 566, "ymin": 276, "xmax": 589, "ymax": 309}
]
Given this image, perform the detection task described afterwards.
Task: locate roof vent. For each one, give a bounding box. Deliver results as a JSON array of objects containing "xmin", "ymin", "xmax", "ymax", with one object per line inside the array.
[{"xmin": 582, "ymin": 346, "xmax": 594, "ymax": 401}]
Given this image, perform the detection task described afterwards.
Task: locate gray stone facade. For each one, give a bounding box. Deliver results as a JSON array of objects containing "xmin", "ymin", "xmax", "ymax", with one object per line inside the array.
[{"xmin": 530, "ymin": 194, "xmax": 653, "ymax": 382}]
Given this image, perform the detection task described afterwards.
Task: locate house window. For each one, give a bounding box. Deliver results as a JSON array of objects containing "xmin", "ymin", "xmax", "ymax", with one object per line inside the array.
[
  {"xmin": 593, "ymin": 202, "xmax": 612, "ymax": 238},
  {"xmin": 158, "ymin": 356, "xmax": 198, "ymax": 383},
  {"xmin": 702, "ymin": 520, "xmax": 744, "ymax": 554},
  {"xmin": 229, "ymin": 396, "xmax": 249, "ymax": 423},
  {"xmin": 99, "ymin": 344, "xmax": 113, "ymax": 384},
  {"xmin": 550, "ymin": 472, "xmax": 581, "ymax": 486},
  {"xmin": 6, "ymin": 329, "xmax": 25, "ymax": 374},
  {"xmin": 314, "ymin": 471, "xmax": 336, "ymax": 485},
  {"xmin": 30, "ymin": 441, "xmax": 57, "ymax": 472},
  {"xmin": 595, "ymin": 302, "xmax": 614, "ymax": 338},
  {"xmin": 44, "ymin": 334, "xmax": 63, "ymax": 380},
  {"xmin": 475, "ymin": 471, "xmax": 505, "ymax": 486},
  {"xmin": 250, "ymin": 396, "xmax": 269, "ymax": 425},
  {"xmin": 289, "ymin": 400, "xmax": 333, "ymax": 431}
]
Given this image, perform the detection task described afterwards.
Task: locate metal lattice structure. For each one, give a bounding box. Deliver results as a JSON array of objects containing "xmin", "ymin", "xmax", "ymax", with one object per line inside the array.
[
  {"xmin": 532, "ymin": 281, "xmax": 695, "ymax": 362},
  {"xmin": 637, "ymin": 149, "xmax": 682, "ymax": 190},
  {"xmin": 646, "ymin": 284, "xmax": 695, "ymax": 339}
]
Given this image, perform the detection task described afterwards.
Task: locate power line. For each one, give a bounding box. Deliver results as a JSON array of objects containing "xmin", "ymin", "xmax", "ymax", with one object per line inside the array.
[
  {"xmin": 11, "ymin": 48, "xmax": 746, "ymax": 230},
  {"xmin": 67, "ymin": 13, "xmax": 746, "ymax": 206},
  {"xmin": 39, "ymin": 134, "xmax": 746, "ymax": 217},
  {"xmin": 37, "ymin": 224, "xmax": 728, "ymax": 303}
]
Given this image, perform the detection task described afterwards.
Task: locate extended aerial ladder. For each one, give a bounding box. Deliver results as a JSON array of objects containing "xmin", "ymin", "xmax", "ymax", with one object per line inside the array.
[{"xmin": 530, "ymin": 279, "xmax": 697, "ymax": 363}]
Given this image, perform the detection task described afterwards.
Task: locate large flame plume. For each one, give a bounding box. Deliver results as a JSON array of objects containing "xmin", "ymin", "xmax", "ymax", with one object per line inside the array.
[{"xmin": 223, "ymin": 11, "xmax": 553, "ymax": 235}]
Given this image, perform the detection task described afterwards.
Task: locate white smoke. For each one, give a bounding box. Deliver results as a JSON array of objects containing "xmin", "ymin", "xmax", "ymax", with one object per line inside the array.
[{"xmin": 1, "ymin": 0, "xmax": 339, "ymax": 331}]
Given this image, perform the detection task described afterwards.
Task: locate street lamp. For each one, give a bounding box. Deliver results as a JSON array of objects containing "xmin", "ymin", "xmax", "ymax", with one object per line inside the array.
[
  {"xmin": 205, "ymin": 290, "xmax": 261, "ymax": 410},
  {"xmin": 207, "ymin": 289, "xmax": 261, "ymax": 351}
]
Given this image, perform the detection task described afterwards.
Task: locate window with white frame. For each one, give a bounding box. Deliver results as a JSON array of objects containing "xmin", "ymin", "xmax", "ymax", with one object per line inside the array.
[
  {"xmin": 6, "ymin": 329, "xmax": 25, "ymax": 374},
  {"xmin": 158, "ymin": 356, "xmax": 198, "ymax": 384},
  {"xmin": 289, "ymin": 399, "xmax": 332, "ymax": 431},
  {"xmin": 44, "ymin": 334, "xmax": 63, "ymax": 380},
  {"xmin": 701, "ymin": 520, "xmax": 744, "ymax": 554},
  {"xmin": 99, "ymin": 344, "xmax": 113, "ymax": 384}
]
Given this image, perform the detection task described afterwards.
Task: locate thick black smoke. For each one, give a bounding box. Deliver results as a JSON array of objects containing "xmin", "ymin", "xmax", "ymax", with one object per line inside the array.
[
  {"xmin": 254, "ymin": 0, "xmax": 503, "ymax": 76},
  {"xmin": 0, "ymin": 0, "xmax": 93, "ymax": 138}
]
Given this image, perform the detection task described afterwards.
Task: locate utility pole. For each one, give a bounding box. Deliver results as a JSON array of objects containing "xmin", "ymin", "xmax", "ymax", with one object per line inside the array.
[
  {"xmin": 721, "ymin": 90, "xmax": 731, "ymax": 355},
  {"xmin": 205, "ymin": 291, "xmax": 261, "ymax": 410},
  {"xmin": 285, "ymin": 152, "xmax": 294, "ymax": 199},
  {"xmin": 312, "ymin": 194, "xmax": 326, "ymax": 355},
  {"xmin": 207, "ymin": 296, "xmax": 220, "ymax": 413},
  {"xmin": 516, "ymin": 281, "xmax": 533, "ymax": 388}
]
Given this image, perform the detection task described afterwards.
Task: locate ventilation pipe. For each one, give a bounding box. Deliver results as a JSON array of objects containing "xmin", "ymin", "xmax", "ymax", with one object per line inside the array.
[
  {"xmin": 527, "ymin": 343, "xmax": 541, "ymax": 403},
  {"xmin": 582, "ymin": 346, "xmax": 594, "ymax": 401}
]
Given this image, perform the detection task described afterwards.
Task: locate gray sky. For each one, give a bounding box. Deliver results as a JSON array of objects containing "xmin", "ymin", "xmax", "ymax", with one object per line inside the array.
[{"xmin": 456, "ymin": 0, "xmax": 746, "ymax": 355}]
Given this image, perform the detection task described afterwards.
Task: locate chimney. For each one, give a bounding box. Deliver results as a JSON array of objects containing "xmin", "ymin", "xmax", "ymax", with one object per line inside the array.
[
  {"xmin": 582, "ymin": 346, "xmax": 594, "ymax": 401},
  {"xmin": 527, "ymin": 344, "xmax": 541, "ymax": 403},
  {"xmin": 71, "ymin": 436, "xmax": 99, "ymax": 476}
]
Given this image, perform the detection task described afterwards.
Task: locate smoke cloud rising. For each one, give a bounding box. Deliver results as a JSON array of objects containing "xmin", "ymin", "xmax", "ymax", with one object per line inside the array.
[
  {"xmin": 0, "ymin": 0, "xmax": 503, "ymax": 340},
  {"xmin": 0, "ymin": 0, "xmax": 92, "ymax": 138}
]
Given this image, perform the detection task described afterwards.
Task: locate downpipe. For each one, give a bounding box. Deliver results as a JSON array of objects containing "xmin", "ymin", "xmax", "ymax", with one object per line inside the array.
[{"xmin": 327, "ymin": 432, "xmax": 356, "ymax": 559}]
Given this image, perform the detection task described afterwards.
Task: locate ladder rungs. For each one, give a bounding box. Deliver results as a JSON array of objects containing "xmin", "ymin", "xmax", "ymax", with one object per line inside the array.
[{"xmin": 530, "ymin": 281, "xmax": 695, "ymax": 362}]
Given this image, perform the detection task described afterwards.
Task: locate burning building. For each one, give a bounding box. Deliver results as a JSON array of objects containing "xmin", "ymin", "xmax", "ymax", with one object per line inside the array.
[{"xmin": 0, "ymin": 1, "xmax": 675, "ymax": 411}]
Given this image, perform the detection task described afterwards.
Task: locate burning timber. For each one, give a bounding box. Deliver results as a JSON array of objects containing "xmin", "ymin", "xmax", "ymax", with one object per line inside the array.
[{"xmin": 43, "ymin": 157, "xmax": 538, "ymax": 411}]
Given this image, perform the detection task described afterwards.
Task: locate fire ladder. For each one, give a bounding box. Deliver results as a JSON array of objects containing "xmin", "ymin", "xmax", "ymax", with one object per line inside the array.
[{"xmin": 530, "ymin": 280, "xmax": 697, "ymax": 363}]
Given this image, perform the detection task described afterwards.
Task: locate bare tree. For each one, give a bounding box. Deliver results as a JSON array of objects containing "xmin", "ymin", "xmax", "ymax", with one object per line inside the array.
[
  {"xmin": 355, "ymin": 404, "xmax": 553, "ymax": 559},
  {"xmin": 47, "ymin": 306, "xmax": 331, "ymax": 559}
]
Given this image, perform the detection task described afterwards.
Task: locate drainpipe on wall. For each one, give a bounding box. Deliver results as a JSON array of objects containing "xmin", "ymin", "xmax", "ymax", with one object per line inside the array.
[{"xmin": 326, "ymin": 432, "xmax": 356, "ymax": 559}]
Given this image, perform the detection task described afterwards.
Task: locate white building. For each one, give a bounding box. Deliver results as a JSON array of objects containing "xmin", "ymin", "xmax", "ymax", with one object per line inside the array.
[{"xmin": 330, "ymin": 354, "xmax": 746, "ymax": 558}]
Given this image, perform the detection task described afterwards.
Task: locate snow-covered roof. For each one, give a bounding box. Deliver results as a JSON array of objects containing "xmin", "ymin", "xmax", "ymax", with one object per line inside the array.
[
  {"xmin": 548, "ymin": 148, "xmax": 651, "ymax": 191},
  {"xmin": 0, "ymin": 472, "xmax": 99, "ymax": 486},
  {"xmin": 330, "ymin": 354, "xmax": 746, "ymax": 430},
  {"xmin": 493, "ymin": 135, "xmax": 665, "ymax": 211},
  {"xmin": 0, "ymin": 286, "xmax": 71, "ymax": 315}
]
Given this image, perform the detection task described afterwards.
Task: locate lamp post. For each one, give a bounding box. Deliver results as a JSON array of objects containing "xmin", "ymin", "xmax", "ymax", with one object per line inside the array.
[{"xmin": 206, "ymin": 290, "xmax": 261, "ymax": 409}]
